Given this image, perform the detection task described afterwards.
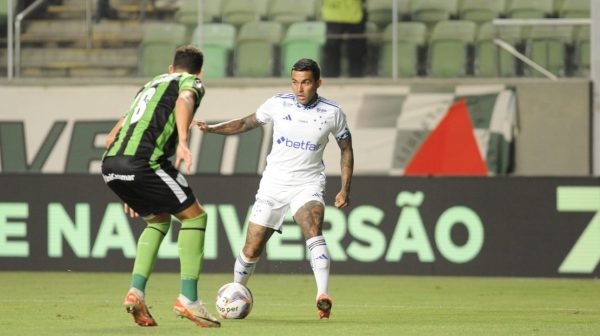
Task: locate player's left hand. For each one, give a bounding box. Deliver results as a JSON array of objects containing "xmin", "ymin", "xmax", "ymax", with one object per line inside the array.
[
  {"xmin": 334, "ymin": 190, "xmax": 350, "ymax": 209},
  {"xmin": 124, "ymin": 203, "xmax": 139, "ymax": 218}
]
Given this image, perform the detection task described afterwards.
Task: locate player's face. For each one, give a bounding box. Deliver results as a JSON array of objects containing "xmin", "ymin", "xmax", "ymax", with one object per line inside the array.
[{"xmin": 291, "ymin": 70, "xmax": 321, "ymax": 105}]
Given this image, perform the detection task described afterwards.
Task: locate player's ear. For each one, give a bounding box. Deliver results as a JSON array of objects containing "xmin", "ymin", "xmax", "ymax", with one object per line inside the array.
[{"xmin": 316, "ymin": 79, "xmax": 322, "ymax": 89}]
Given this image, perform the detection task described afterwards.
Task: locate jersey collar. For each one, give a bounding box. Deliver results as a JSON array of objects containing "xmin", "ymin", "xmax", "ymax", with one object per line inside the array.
[{"xmin": 295, "ymin": 94, "xmax": 320, "ymax": 110}]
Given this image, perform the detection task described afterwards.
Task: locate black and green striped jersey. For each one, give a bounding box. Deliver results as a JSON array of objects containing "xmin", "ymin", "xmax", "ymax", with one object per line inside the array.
[{"xmin": 104, "ymin": 72, "xmax": 205, "ymax": 168}]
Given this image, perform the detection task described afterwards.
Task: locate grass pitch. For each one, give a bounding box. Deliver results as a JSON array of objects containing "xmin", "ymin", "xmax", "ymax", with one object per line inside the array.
[{"xmin": 0, "ymin": 272, "xmax": 598, "ymax": 335}]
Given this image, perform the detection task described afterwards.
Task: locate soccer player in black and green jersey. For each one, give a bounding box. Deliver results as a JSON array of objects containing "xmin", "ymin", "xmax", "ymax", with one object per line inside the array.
[{"xmin": 102, "ymin": 45, "xmax": 220, "ymax": 328}]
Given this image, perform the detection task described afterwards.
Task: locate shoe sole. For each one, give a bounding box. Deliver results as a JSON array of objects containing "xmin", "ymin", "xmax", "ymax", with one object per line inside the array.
[
  {"xmin": 173, "ymin": 306, "xmax": 221, "ymax": 328},
  {"xmin": 317, "ymin": 297, "xmax": 332, "ymax": 319},
  {"xmin": 124, "ymin": 301, "xmax": 158, "ymax": 326}
]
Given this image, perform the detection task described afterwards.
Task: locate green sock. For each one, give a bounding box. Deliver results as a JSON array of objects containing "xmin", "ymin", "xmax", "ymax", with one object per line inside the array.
[
  {"xmin": 131, "ymin": 221, "xmax": 170, "ymax": 292},
  {"xmin": 178, "ymin": 213, "xmax": 208, "ymax": 301}
]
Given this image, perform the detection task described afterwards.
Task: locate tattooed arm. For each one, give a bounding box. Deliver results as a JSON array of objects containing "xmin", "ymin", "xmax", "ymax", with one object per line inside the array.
[
  {"xmin": 192, "ymin": 113, "xmax": 263, "ymax": 135},
  {"xmin": 334, "ymin": 135, "xmax": 354, "ymax": 209}
]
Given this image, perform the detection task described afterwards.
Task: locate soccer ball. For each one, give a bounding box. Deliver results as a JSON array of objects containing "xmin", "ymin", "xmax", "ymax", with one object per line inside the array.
[{"xmin": 215, "ymin": 282, "xmax": 253, "ymax": 319}]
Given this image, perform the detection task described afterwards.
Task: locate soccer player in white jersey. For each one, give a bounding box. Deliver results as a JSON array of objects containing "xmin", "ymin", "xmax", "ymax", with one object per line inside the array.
[{"xmin": 193, "ymin": 58, "xmax": 353, "ymax": 319}]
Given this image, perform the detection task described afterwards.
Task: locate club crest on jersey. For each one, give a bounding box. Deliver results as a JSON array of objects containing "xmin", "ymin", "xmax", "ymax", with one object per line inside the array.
[{"xmin": 176, "ymin": 173, "xmax": 189, "ymax": 187}]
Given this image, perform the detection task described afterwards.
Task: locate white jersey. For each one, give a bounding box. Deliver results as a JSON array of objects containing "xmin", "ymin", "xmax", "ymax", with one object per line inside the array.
[{"xmin": 256, "ymin": 93, "xmax": 351, "ymax": 186}]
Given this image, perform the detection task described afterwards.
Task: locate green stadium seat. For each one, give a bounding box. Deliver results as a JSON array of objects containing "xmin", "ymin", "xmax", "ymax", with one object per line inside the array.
[
  {"xmin": 475, "ymin": 22, "xmax": 521, "ymax": 77},
  {"xmin": 559, "ymin": 0, "xmax": 590, "ymax": 18},
  {"xmin": 378, "ymin": 22, "xmax": 427, "ymax": 77},
  {"xmin": 553, "ymin": 0, "xmax": 566, "ymax": 13},
  {"xmin": 458, "ymin": 0, "xmax": 506, "ymax": 24},
  {"xmin": 255, "ymin": 0, "xmax": 270, "ymax": 18},
  {"xmin": 266, "ymin": 0, "xmax": 317, "ymax": 25},
  {"xmin": 139, "ymin": 23, "xmax": 187, "ymax": 77},
  {"xmin": 191, "ymin": 23, "xmax": 236, "ymax": 79},
  {"xmin": 175, "ymin": 0, "xmax": 222, "ymax": 24},
  {"xmin": 222, "ymin": 0, "xmax": 260, "ymax": 27},
  {"xmin": 235, "ymin": 21, "xmax": 283, "ymax": 77},
  {"xmin": 525, "ymin": 25, "xmax": 573, "ymax": 77},
  {"xmin": 428, "ymin": 20, "xmax": 477, "ymax": 77},
  {"xmin": 0, "ymin": 0, "xmax": 11, "ymax": 30},
  {"xmin": 280, "ymin": 21, "xmax": 326, "ymax": 75},
  {"xmin": 410, "ymin": 0, "xmax": 458, "ymax": 26},
  {"xmin": 366, "ymin": 0, "xmax": 411, "ymax": 30},
  {"xmin": 506, "ymin": 0, "xmax": 553, "ymax": 18},
  {"xmin": 573, "ymin": 25, "xmax": 589, "ymax": 76}
]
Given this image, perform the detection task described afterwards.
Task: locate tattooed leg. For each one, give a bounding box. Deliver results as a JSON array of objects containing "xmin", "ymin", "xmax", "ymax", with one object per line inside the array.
[
  {"xmin": 295, "ymin": 201, "xmax": 325, "ymax": 239},
  {"xmin": 242, "ymin": 222, "xmax": 275, "ymax": 258},
  {"xmin": 295, "ymin": 201, "xmax": 330, "ymax": 301},
  {"xmin": 233, "ymin": 223, "xmax": 274, "ymax": 285}
]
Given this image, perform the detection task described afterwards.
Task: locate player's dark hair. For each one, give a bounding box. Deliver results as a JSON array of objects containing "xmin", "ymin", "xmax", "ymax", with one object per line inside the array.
[
  {"xmin": 291, "ymin": 58, "xmax": 321, "ymax": 81},
  {"xmin": 173, "ymin": 45, "xmax": 204, "ymax": 74}
]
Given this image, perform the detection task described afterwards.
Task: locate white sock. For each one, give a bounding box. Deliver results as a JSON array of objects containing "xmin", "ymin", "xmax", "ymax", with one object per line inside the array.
[
  {"xmin": 129, "ymin": 287, "xmax": 144, "ymax": 299},
  {"xmin": 178, "ymin": 293, "xmax": 193, "ymax": 305},
  {"xmin": 233, "ymin": 252, "xmax": 259, "ymax": 286},
  {"xmin": 306, "ymin": 235, "xmax": 330, "ymax": 296},
  {"xmin": 178, "ymin": 294, "xmax": 200, "ymax": 306}
]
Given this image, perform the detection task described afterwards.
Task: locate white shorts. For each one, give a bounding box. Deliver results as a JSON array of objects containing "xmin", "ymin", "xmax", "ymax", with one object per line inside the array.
[{"xmin": 249, "ymin": 179, "xmax": 325, "ymax": 232}]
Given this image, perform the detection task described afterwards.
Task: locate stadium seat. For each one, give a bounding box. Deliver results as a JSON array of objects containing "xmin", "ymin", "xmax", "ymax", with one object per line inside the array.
[
  {"xmin": 559, "ymin": 0, "xmax": 590, "ymax": 18},
  {"xmin": 139, "ymin": 23, "xmax": 187, "ymax": 77},
  {"xmin": 553, "ymin": 0, "xmax": 566, "ymax": 13},
  {"xmin": 366, "ymin": 0, "xmax": 411, "ymax": 30},
  {"xmin": 475, "ymin": 22, "xmax": 521, "ymax": 77},
  {"xmin": 410, "ymin": 0, "xmax": 458, "ymax": 27},
  {"xmin": 266, "ymin": 0, "xmax": 317, "ymax": 25},
  {"xmin": 235, "ymin": 21, "xmax": 283, "ymax": 77},
  {"xmin": 525, "ymin": 25, "xmax": 573, "ymax": 77},
  {"xmin": 573, "ymin": 25, "xmax": 589, "ymax": 76},
  {"xmin": 280, "ymin": 21, "xmax": 326, "ymax": 75},
  {"xmin": 221, "ymin": 0, "xmax": 260, "ymax": 27},
  {"xmin": 255, "ymin": 0, "xmax": 270, "ymax": 19},
  {"xmin": 506, "ymin": 0, "xmax": 553, "ymax": 18},
  {"xmin": 427, "ymin": 20, "xmax": 477, "ymax": 77},
  {"xmin": 458, "ymin": 0, "xmax": 506, "ymax": 24},
  {"xmin": 191, "ymin": 23, "xmax": 236, "ymax": 79},
  {"xmin": 175, "ymin": 0, "xmax": 222, "ymax": 25},
  {"xmin": 378, "ymin": 22, "xmax": 427, "ymax": 77},
  {"xmin": 0, "ymin": 0, "xmax": 12, "ymax": 30}
]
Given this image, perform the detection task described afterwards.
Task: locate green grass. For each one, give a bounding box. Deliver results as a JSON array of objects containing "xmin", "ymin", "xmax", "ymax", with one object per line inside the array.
[{"xmin": 0, "ymin": 272, "xmax": 598, "ymax": 335}]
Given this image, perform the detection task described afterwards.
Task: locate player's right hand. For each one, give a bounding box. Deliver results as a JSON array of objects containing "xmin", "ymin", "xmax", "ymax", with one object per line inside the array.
[{"xmin": 191, "ymin": 120, "xmax": 210, "ymax": 133}]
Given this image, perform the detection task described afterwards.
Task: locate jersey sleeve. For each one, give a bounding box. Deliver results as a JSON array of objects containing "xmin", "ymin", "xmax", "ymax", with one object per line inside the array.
[
  {"xmin": 333, "ymin": 108, "xmax": 351, "ymax": 141},
  {"xmin": 179, "ymin": 75, "xmax": 206, "ymax": 101},
  {"xmin": 255, "ymin": 96, "xmax": 277, "ymax": 124}
]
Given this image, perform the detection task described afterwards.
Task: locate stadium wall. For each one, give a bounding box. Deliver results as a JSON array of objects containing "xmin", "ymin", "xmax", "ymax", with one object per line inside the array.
[
  {"xmin": 0, "ymin": 79, "xmax": 592, "ymax": 175},
  {"xmin": 0, "ymin": 174, "xmax": 598, "ymax": 277}
]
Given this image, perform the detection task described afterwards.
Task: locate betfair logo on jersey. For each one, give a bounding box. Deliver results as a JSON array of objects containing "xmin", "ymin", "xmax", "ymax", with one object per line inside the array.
[{"xmin": 276, "ymin": 136, "xmax": 322, "ymax": 151}]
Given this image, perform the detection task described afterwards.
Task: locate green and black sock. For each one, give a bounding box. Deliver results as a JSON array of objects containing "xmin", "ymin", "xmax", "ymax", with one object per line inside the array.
[{"xmin": 178, "ymin": 213, "xmax": 208, "ymax": 302}]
